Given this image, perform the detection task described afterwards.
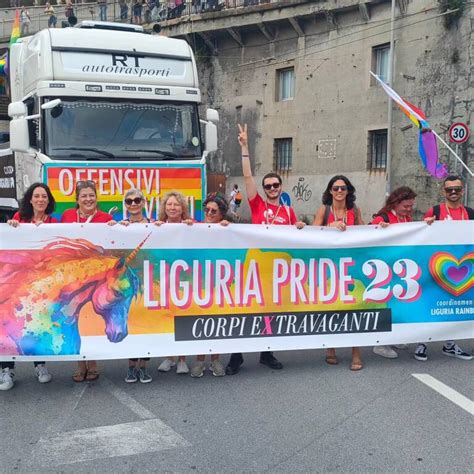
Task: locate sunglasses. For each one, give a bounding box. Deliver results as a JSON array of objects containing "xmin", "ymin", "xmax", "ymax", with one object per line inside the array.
[
  {"xmin": 332, "ymin": 185, "xmax": 348, "ymax": 192},
  {"xmin": 204, "ymin": 207, "xmax": 219, "ymax": 215},
  {"xmin": 125, "ymin": 197, "xmax": 143, "ymax": 205},
  {"xmin": 76, "ymin": 180, "xmax": 96, "ymax": 189},
  {"xmin": 263, "ymin": 183, "xmax": 281, "ymax": 190},
  {"xmin": 444, "ymin": 187, "xmax": 462, "ymax": 193}
]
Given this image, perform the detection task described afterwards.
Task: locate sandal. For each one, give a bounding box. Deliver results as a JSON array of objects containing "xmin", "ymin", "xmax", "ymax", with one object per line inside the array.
[
  {"xmin": 350, "ymin": 361, "xmax": 364, "ymax": 371},
  {"xmin": 72, "ymin": 369, "xmax": 87, "ymax": 383},
  {"xmin": 85, "ymin": 369, "xmax": 100, "ymax": 381},
  {"xmin": 325, "ymin": 355, "xmax": 339, "ymax": 365}
]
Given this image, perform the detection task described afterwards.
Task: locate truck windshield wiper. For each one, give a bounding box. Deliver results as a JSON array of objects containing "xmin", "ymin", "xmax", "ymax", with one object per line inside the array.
[
  {"xmin": 54, "ymin": 147, "xmax": 115, "ymax": 158},
  {"xmin": 124, "ymin": 149, "xmax": 180, "ymax": 159}
]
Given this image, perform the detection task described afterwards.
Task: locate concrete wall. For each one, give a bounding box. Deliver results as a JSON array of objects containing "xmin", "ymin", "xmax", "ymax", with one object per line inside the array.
[{"xmin": 169, "ymin": 0, "xmax": 472, "ymax": 221}]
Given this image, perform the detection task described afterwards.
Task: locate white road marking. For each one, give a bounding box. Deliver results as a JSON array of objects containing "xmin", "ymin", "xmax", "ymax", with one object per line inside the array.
[
  {"xmin": 34, "ymin": 419, "xmax": 190, "ymax": 466},
  {"xmin": 100, "ymin": 377, "xmax": 155, "ymax": 420},
  {"xmin": 412, "ymin": 374, "xmax": 474, "ymax": 414},
  {"xmin": 30, "ymin": 377, "xmax": 189, "ymax": 466}
]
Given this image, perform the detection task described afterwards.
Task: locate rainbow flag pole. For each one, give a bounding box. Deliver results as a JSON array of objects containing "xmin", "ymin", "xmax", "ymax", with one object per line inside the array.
[
  {"xmin": 10, "ymin": 9, "xmax": 21, "ymax": 46},
  {"xmin": 0, "ymin": 9, "xmax": 21, "ymax": 76},
  {"xmin": 370, "ymin": 71, "xmax": 472, "ymax": 178}
]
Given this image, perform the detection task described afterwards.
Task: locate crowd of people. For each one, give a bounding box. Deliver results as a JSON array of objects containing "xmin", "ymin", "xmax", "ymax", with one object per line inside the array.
[{"xmin": 0, "ymin": 124, "xmax": 472, "ymax": 391}]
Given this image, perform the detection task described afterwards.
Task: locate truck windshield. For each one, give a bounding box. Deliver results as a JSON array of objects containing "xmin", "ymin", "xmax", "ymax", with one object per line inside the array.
[{"xmin": 44, "ymin": 99, "xmax": 202, "ymax": 161}]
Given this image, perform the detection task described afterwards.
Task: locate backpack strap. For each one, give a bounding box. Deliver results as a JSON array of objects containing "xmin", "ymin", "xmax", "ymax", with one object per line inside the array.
[
  {"xmin": 322, "ymin": 205, "xmax": 331, "ymax": 226},
  {"xmin": 381, "ymin": 212, "xmax": 390, "ymax": 224},
  {"xmin": 466, "ymin": 207, "xmax": 474, "ymax": 220},
  {"xmin": 433, "ymin": 204, "xmax": 441, "ymax": 221}
]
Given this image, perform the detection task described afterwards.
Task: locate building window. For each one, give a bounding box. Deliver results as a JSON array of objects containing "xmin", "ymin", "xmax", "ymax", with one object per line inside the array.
[
  {"xmin": 277, "ymin": 68, "xmax": 294, "ymax": 101},
  {"xmin": 274, "ymin": 138, "xmax": 293, "ymax": 172},
  {"xmin": 372, "ymin": 44, "xmax": 390, "ymax": 83},
  {"xmin": 368, "ymin": 129, "xmax": 387, "ymax": 170}
]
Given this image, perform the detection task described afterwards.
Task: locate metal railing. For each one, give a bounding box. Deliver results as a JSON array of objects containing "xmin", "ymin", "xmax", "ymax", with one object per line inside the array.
[{"xmin": 0, "ymin": 0, "xmax": 286, "ymax": 40}]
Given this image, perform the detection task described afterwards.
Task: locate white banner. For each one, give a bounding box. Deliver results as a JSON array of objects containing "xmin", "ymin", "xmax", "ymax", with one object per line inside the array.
[{"xmin": 0, "ymin": 221, "xmax": 472, "ymax": 360}]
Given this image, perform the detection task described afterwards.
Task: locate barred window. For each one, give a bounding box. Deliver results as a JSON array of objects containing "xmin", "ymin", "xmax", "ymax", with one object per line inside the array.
[
  {"xmin": 368, "ymin": 129, "xmax": 387, "ymax": 170},
  {"xmin": 277, "ymin": 68, "xmax": 294, "ymax": 101},
  {"xmin": 274, "ymin": 138, "xmax": 292, "ymax": 172}
]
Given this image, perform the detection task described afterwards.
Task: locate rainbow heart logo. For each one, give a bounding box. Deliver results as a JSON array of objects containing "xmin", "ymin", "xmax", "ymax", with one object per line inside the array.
[{"xmin": 429, "ymin": 252, "xmax": 474, "ymax": 296}]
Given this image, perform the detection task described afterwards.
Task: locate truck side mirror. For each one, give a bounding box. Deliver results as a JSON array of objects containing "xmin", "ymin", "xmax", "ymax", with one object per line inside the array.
[
  {"xmin": 205, "ymin": 121, "xmax": 217, "ymax": 153},
  {"xmin": 10, "ymin": 118, "xmax": 30, "ymax": 152},
  {"xmin": 8, "ymin": 101, "xmax": 27, "ymax": 118},
  {"xmin": 206, "ymin": 108, "xmax": 219, "ymax": 123}
]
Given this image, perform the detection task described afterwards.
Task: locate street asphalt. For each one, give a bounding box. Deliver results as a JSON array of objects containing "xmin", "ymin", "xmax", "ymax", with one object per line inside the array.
[{"xmin": 1, "ymin": 340, "xmax": 472, "ymax": 473}]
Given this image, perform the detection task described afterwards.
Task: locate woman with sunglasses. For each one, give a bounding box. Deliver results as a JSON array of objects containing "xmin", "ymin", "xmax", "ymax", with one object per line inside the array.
[
  {"xmin": 191, "ymin": 193, "xmax": 230, "ymax": 378},
  {"xmin": 119, "ymin": 189, "xmax": 153, "ymax": 383},
  {"xmin": 61, "ymin": 180, "xmax": 116, "ymax": 382},
  {"xmin": 155, "ymin": 191, "xmax": 194, "ymax": 374},
  {"xmin": 0, "ymin": 183, "xmax": 57, "ymax": 391},
  {"xmin": 313, "ymin": 175, "xmax": 364, "ymax": 371}
]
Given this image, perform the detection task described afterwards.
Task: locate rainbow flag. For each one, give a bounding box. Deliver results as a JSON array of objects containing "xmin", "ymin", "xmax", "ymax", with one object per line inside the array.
[
  {"xmin": 10, "ymin": 9, "xmax": 20, "ymax": 46},
  {"xmin": 370, "ymin": 71, "xmax": 448, "ymax": 179}
]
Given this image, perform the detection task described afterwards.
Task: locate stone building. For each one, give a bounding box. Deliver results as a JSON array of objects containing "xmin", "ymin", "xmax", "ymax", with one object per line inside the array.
[{"xmin": 161, "ymin": 0, "xmax": 472, "ymax": 221}]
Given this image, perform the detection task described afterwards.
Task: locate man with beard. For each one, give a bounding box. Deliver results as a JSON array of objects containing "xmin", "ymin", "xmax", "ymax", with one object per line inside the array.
[
  {"xmin": 413, "ymin": 175, "xmax": 473, "ymax": 362},
  {"xmin": 225, "ymin": 124, "xmax": 305, "ymax": 375}
]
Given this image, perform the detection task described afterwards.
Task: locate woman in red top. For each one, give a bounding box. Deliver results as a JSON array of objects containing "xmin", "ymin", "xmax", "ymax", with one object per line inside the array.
[
  {"xmin": 61, "ymin": 180, "xmax": 114, "ymax": 224},
  {"xmin": 155, "ymin": 191, "xmax": 193, "ymax": 374},
  {"xmin": 371, "ymin": 186, "xmax": 416, "ymax": 360},
  {"xmin": 1, "ymin": 183, "xmax": 57, "ymax": 391},
  {"xmin": 313, "ymin": 175, "xmax": 364, "ymax": 371},
  {"xmin": 61, "ymin": 180, "xmax": 115, "ymax": 382},
  {"xmin": 371, "ymin": 186, "xmax": 416, "ymax": 226}
]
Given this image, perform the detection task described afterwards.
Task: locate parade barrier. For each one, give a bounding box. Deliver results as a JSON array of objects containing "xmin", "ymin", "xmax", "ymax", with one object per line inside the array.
[{"xmin": 0, "ymin": 221, "xmax": 472, "ymax": 361}]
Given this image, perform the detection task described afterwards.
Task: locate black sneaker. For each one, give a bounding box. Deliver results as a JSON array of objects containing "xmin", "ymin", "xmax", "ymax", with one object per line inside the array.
[
  {"xmin": 125, "ymin": 367, "xmax": 138, "ymax": 383},
  {"xmin": 225, "ymin": 353, "xmax": 243, "ymax": 375},
  {"xmin": 414, "ymin": 344, "xmax": 428, "ymax": 361},
  {"xmin": 442, "ymin": 344, "xmax": 472, "ymax": 360},
  {"xmin": 259, "ymin": 351, "xmax": 283, "ymax": 370}
]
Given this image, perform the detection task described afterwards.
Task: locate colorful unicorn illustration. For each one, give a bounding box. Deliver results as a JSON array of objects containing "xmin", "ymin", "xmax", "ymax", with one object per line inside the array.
[{"xmin": 0, "ymin": 236, "xmax": 147, "ymax": 356}]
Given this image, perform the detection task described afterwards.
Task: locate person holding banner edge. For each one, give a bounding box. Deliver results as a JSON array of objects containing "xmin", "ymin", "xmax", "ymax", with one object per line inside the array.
[
  {"xmin": 414, "ymin": 175, "xmax": 472, "ymax": 362},
  {"xmin": 312, "ymin": 175, "xmax": 364, "ymax": 371},
  {"xmin": 225, "ymin": 124, "xmax": 305, "ymax": 376},
  {"xmin": 0, "ymin": 183, "xmax": 57, "ymax": 391},
  {"xmin": 61, "ymin": 180, "xmax": 116, "ymax": 382}
]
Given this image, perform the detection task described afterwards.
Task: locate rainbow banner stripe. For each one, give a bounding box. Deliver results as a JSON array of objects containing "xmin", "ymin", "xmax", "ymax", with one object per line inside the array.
[{"xmin": 43, "ymin": 162, "xmax": 206, "ymax": 221}]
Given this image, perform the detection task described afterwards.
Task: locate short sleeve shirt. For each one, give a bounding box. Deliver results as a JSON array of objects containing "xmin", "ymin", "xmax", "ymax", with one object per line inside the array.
[{"xmin": 248, "ymin": 193, "xmax": 296, "ymax": 225}]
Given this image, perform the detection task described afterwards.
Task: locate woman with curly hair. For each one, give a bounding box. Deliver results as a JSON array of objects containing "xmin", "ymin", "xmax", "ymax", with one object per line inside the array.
[
  {"xmin": 313, "ymin": 175, "xmax": 364, "ymax": 371},
  {"xmin": 371, "ymin": 186, "xmax": 416, "ymax": 360},
  {"xmin": 1, "ymin": 183, "xmax": 58, "ymax": 391},
  {"xmin": 191, "ymin": 193, "xmax": 230, "ymax": 378},
  {"xmin": 155, "ymin": 191, "xmax": 193, "ymax": 374}
]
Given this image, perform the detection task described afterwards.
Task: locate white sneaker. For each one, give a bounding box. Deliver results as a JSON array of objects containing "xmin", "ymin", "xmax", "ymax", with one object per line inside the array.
[
  {"xmin": 373, "ymin": 345, "xmax": 398, "ymax": 359},
  {"xmin": 0, "ymin": 368, "xmax": 14, "ymax": 391},
  {"xmin": 176, "ymin": 360, "xmax": 189, "ymax": 374},
  {"xmin": 35, "ymin": 364, "xmax": 52, "ymax": 383},
  {"xmin": 158, "ymin": 359, "xmax": 176, "ymax": 372},
  {"xmin": 209, "ymin": 359, "xmax": 226, "ymax": 377}
]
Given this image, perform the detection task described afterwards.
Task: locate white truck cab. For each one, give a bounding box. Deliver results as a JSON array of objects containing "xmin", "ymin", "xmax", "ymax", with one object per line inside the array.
[{"xmin": 6, "ymin": 22, "xmax": 218, "ymax": 220}]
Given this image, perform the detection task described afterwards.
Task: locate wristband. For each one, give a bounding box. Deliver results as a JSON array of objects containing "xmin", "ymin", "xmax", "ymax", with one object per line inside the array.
[{"xmin": 242, "ymin": 154, "xmax": 249, "ymax": 157}]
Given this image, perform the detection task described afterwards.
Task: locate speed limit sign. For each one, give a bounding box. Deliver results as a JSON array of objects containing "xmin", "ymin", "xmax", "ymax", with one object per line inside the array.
[{"xmin": 448, "ymin": 123, "xmax": 470, "ymax": 144}]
